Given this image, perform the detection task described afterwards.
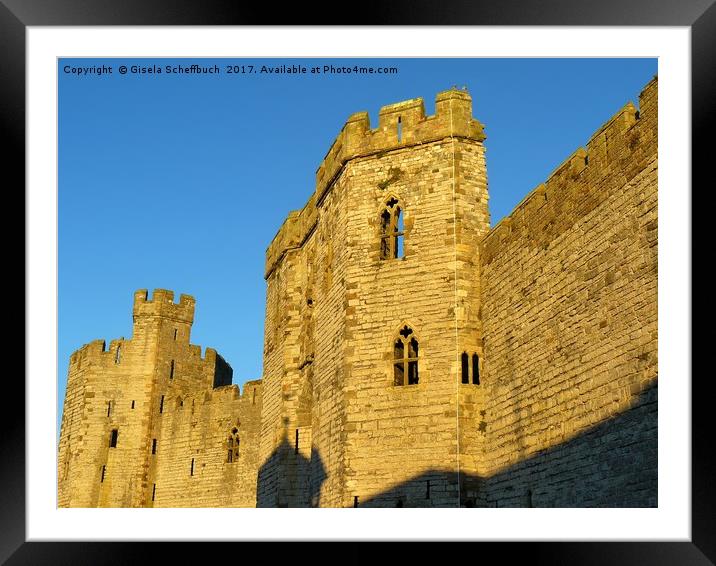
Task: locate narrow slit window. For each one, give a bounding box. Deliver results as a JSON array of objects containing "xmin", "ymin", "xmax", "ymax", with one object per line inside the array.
[
  {"xmin": 295, "ymin": 429, "xmax": 299, "ymax": 454},
  {"xmin": 169, "ymin": 360, "xmax": 175, "ymax": 380},
  {"xmin": 472, "ymin": 353, "xmax": 480, "ymax": 385},
  {"xmin": 190, "ymin": 458, "xmax": 195, "ymax": 476},
  {"xmin": 115, "ymin": 344, "xmax": 121, "ymax": 364},
  {"xmin": 461, "ymin": 352, "xmax": 469, "ymax": 384},
  {"xmin": 107, "ymin": 401, "xmax": 112, "ymax": 417},
  {"xmin": 131, "ymin": 400, "xmax": 135, "ymax": 409},
  {"xmin": 173, "ymin": 328, "xmax": 178, "ymax": 341},
  {"xmin": 151, "ymin": 439, "xmax": 157, "ymax": 455},
  {"xmin": 151, "ymin": 484, "xmax": 156, "ymax": 502},
  {"xmin": 397, "ymin": 115, "xmax": 402, "ymax": 142},
  {"xmin": 109, "ymin": 429, "xmax": 118, "ymax": 448},
  {"xmin": 393, "ymin": 326, "xmax": 418, "ymax": 386},
  {"xmin": 353, "ymin": 496, "xmax": 359, "ymax": 508},
  {"xmin": 159, "ymin": 395, "xmax": 164, "ymax": 414},
  {"xmin": 380, "ymin": 198, "xmax": 406, "ymax": 260},
  {"xmin": 100, "ymin": 465, "xmax": 106, "ymax": 483}
]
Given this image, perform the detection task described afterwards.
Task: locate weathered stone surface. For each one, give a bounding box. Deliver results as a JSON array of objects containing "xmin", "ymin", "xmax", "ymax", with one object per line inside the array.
[
  {"xmin": 58, "ymin": 78, "xmax": 658, "ymax": 508},
  {"xmin": 58, "ymin": 289, "xmax": 262, "ymax": 507}
]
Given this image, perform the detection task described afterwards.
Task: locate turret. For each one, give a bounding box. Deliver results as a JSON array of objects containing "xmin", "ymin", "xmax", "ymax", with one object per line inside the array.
[
  {"xmin": 133, "ymin": 288, "xmax": 195, "ymax": 324},
  {"xmin": 132, "ymin": 288, "xmax": 195, "ymax": 344}
]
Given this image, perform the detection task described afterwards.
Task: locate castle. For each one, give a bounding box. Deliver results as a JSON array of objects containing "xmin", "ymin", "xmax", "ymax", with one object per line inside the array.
[{"xmin": 58, "ymin": 77, "xmax": 658, "ymax": 508}]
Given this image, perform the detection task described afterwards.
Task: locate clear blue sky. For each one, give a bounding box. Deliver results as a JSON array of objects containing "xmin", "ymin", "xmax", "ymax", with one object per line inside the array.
[{"xmin": 58, "ymin": 57, "xmax": 657, "ymax": 430}]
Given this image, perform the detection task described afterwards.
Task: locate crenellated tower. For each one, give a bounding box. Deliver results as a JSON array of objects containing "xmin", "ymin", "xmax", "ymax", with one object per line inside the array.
[
  {"xmin": 259, "ymin": 88, "xmax": 491, "ymax": 507},
  {"xmin": 58, "ymin": 289, "xmax": 252, "ymax": 507}
]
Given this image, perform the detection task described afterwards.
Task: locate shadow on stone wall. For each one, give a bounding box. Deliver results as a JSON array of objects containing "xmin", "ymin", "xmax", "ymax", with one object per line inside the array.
[
  {"xmin": 256, "ymin": 437, "xmax": 326, "ymax": 508},
  {"xmin": 255, "ymin": 382, "xmax": 656, "ymax": 507},
  {"xmin": 362, "ymin": 380, "xmax": 657, "ymax": 508}
]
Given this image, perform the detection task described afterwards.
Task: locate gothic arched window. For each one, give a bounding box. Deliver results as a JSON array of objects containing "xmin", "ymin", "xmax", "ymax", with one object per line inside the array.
[
  {"xmin": 394, "ymin": 325, "xmax": 419, "ymax": 386},
  {"xmin": 227, "ymin": 427, "xmax": 240, "ymax": 463},
  {"xmin": 380, "ymin": 198, "xmax": 405, "ymax": 260}
]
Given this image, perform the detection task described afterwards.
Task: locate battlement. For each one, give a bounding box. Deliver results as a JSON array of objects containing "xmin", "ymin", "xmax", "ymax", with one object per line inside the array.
[
  {"xmin": 265, "ymin": 89, "xmax": 485, "ymax": 278},
  {"xmin": 315, "ymin": 88, "xmax": 484, "ymax": 203},
  {"xmin": 69, "ymin": 336, "xmax": 129, "ymax": 370},
  {"xmin": 482, "ymin": 76, "xmax": 657, "ymax": 263},
  {"xmin": 264, "ymin": 193, "xmax": 318, "ymax": 278},
  {"xmin": 133, "ymin": 288, "xmax": 195, "ymax": 324}
]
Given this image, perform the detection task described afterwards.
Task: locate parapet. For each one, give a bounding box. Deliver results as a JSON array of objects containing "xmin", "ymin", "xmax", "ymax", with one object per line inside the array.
[
  {"xmin": 315, "ymin": 88, "xmax": 485, "ymax": 203},
  {"xmin": 264, "ymin": 193, "xmax": 318, "ymax": 278},
  {"xmin": 265, "ymin": 89, "xmax": 485, "ymax": 278},
  {"xmin": 481, "ymin": 76, "xmax": 657, "ymax": 264},
  {"xmin": 133, "ymin": 288, "xmax": 195, "ymax": 324},
  {"xmin": 69, "ymin": 337, "xmax": 127, "ymax": 368}
]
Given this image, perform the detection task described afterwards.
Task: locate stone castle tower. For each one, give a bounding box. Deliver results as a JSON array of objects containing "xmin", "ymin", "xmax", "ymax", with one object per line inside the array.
[
  {"xmin": 58, "ymin": 289, "xmax": 261, "ymax": 507},
  {"xmin": 59, "ymin": 78, "xmax": 658, "ymax": 507}
]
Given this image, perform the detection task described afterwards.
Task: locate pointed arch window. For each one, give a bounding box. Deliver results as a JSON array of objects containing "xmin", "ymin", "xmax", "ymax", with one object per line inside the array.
[
  {"xmin": 394, "ymin": 325, "xmax": 419, "ymax": 386},
  {"xmin": 380, "ymin": 198, "xmax": 405, "ymax": 260},
  {"xmin": 227, "ymin": 427, "xmax": 240, "ymax": 463}
]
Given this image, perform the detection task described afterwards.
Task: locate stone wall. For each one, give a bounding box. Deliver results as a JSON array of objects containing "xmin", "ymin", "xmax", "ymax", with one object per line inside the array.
[
  {"xmin": 152, "ymin": 380, "xmax": 262, "ymax": 507},
  {"xmin": 474, "ymin": 77, "xmax": 658, "ymax": 506},
  {"xmin": 59, "ymin": 78, "xmax": 659, "ymax": 508},
  {"xmin": 259, "ymin": 89, "xmax": 490, "ymax": 507},
  {"xmin": 58, "ymin": 289, "xmax": 262, "ymax": 507}
]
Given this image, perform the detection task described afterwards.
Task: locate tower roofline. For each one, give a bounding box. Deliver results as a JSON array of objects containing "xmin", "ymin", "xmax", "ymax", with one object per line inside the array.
[
  {"xmin": 133, "ymin": 288, "xmax": 195, "ymax": 324},
  {"xmin": 264, "ymin": 89, "xmax": 486, "ymax": 279}
]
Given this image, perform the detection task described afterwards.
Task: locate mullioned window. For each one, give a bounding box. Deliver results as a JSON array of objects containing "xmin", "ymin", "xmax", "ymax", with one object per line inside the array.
[
  {"xmin": 394, "ymin": 325, "xmax": 419, "ymax": 386},
  {"xmin": 380, "ymin": 198, "xmax": 405, "ymax": 260}
]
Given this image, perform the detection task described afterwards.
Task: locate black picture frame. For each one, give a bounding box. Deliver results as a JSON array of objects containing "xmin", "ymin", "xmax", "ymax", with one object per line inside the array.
[{"xmin": 6, "ymin": 1, "xmax": 707, "ymax": 562}]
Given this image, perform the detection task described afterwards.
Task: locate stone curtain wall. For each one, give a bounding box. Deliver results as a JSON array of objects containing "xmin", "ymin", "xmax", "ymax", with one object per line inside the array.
[
  {"xmin": 152, "ymin": 380, "xmax": 262, "ymax": 507},
  {"xmin": 476, "ymin": 78, "xmax": 658, "ymax": 507}
]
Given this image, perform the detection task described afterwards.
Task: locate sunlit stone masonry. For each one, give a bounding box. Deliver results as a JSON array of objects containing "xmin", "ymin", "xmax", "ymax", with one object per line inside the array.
[{"xmin": 59, "ymin": 77, "xmax": 657, "ymax": 508}]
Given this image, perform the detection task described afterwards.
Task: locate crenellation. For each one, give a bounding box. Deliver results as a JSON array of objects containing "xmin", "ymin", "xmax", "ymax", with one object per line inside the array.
[
  {"xmin": 267, "ymin": 89, "xmax": 486, "ymax": 279},
  {"xmin": 59, "ymin": 288, "xmax": 262, "ymax": 508},
  {"xmin": 481, "ymin": 82, "xmax": 656, "ymax": 268},
  {"xmin": 133, "ymin": 288, "xmax": 195, "ymax": 324},
  {"xmin": 314, "ymin": 88, "xmax": 485, "ymax": 204},
  {"xmin": 60, "ymin": 78, "xmax": 657, "ymax": 508}
]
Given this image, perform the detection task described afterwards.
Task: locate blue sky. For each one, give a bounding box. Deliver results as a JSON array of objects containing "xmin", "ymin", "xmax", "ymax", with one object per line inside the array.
[{"xmin": 58, "ymin": 57, "xmax": 657, "ymax": 429}]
